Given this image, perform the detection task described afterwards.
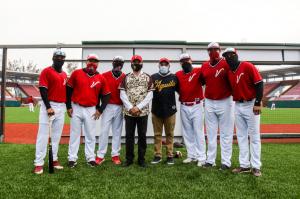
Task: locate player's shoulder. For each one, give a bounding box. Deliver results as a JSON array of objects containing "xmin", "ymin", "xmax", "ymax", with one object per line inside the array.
[
  {"xmin": 40, "ymin": 66, "xmax": 52, "ymax": 73},
  {"xmin": 241, "ymin": 61, "xmax": 258, "ymax": 71},
  {"xmin": 102, "ymin": 70, "xmax": 111, "ymax": 77},
  {"xmin": 142, "ymin": 72, "xmax": 151, "ymax": 78},
  {"xmin": 175, "ymin": 70, "xmax": 183, "ymax": 76}
]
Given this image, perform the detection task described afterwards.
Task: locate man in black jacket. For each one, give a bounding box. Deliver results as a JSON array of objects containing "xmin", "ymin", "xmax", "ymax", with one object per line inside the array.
[{"xmin": 151, "ymin": 58, "xmax": 178, "ymax": 165}]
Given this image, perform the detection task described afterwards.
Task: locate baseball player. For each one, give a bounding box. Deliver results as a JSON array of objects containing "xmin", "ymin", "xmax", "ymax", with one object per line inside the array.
[
  {"xmin": 67, "ymin": 54, "xmax": 111, "ymax": 168},
  {"xmin": 28, "ymin": 96, "xmax": 35, "ymax": 112},
  {"xmin": 200, "ymin": 42, "xmax": 234, "ymax": 170},
  {"xmin": 222, "ymin": 48, "xmax": 263, "ymax": 177},
  {"xmin": 151, "ymin": 58, "xmax": 178, "ymax": 165},
  {"xmin": 33, "ymin": 49, "xmax": 67, "ymax": 174},
  {"xmin": 96, "ymin": 56, "xmax": 126, "ymax": 165},
  {"xmin": 176, "ymin": 53, "xmax": 206, "ymax": 166}
]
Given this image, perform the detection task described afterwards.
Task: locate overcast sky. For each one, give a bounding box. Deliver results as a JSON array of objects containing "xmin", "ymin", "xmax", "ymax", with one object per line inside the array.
[{"xmin": 1, "ymin": 0, "xmax": 300, "ymax": 68}]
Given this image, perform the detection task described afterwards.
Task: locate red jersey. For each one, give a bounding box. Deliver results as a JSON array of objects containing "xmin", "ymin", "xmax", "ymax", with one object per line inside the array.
[
  {"xmin": 39, "ymin": 66, "xmax": 67, "ymax": 103},
  {"xmin": 102, "ymin": 71, "xmax": 125, "ymax": 105},
  {"xmin": 176, "ymin": 67, "xmax": 204, "ymax": 102},
  {"xmin": 201, "ymin": 59, "xmax": 232, "ymax": 100},
  {"xmin": 67, "ymin": 69, "xmax": 110, "ymax": 107},
  {"xmin": 228, "ymin": 61, "xmax": 263, "ymax": 101}
]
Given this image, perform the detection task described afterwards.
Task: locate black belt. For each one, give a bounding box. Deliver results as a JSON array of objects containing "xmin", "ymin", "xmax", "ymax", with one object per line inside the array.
[
  {"xmin": 181, "ymin": 101, "xmax": 201, "ymax": 106},
  {"xmin": 236, "ymin": 99, "xmax": 253, "ymax": 103}
]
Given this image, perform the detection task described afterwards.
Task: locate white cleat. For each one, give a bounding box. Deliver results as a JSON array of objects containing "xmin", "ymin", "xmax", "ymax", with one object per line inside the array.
[{"xmin": 183, "ymin": 158, "xmax": 197, "ymax": 164}]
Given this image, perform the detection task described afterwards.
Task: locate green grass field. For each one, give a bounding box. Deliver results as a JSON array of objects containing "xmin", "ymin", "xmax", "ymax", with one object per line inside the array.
[
  {"xmin": 0, "ymin": 143, "xmax": 299, "ymax": 199},
  {"xmin": 5, "ymin": 107, "xmax": 300, "ymax": 124}
]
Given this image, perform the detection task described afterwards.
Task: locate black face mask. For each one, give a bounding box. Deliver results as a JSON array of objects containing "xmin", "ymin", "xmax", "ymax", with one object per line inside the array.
[
  {"xmin": 131, "ymin": 63, "xmax": 143, "ymax": 72},
  {"xmin": 181, "ymin": 62, "xmax": 192, "ymax": 73},
  {"xmin": 112, "ymin": 70, "xmax": 122, "ymax": 77},
  {"xmin": 53, "ymin": 60, "xmax": 64, "ymax": 72},
  {"xmin": 225, "ymin": 55, "xmax": 239, "ymax": 71}
]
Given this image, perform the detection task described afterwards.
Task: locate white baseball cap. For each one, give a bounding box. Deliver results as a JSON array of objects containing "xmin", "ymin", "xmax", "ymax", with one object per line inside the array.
[
  {"xmin": 113, "ymin": 55, "xmax": 124, "ymax": 62},
  {"xmin": 222, "ymin": 48, "xmax": 237, "ymax": 56},
  {"xmin": 207, "ymin": 42, "xmax": 220, "ymax": 49},
  {"xmin": 179, "ymin": 53, "xmax": 191, "ymax": 61}
]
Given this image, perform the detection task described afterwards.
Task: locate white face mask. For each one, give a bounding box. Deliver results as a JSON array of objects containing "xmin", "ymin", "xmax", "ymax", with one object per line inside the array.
[{"xmin": 159, "ymin": 66, "xmax": 169, "ymax": 75}]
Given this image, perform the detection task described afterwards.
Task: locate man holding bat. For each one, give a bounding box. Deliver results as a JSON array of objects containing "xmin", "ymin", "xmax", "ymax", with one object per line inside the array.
[{"xmin": 33, "ymin": 49, "xmax": 67, "ymax": 174}]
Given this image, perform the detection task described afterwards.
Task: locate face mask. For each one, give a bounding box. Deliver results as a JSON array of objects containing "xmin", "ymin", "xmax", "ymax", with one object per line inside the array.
[
  {"xmin": 225, "ymin": 55, "xmax": 239, "ymax": 71},
  {"xmin": 131, "ymin": 63, "xmax": 143, "ymax": 72},
  {"xmin": 181, "ymin": 62, "xmax": 192, "ymax": 73},
  {"xmin": 53, "ymin": 59, "xmax": 64, "ymax": 71},
  {"xmin": 113, "ymin": 61, "xmax": 124, "ymax": 69},
  {"xmin": 86, "ymin": 62, "xmax": 98, "ymax": 75},
  {"xmin": 159, "ymin": 66, "xmax": 170, "ymax": 75},
  {"xmin": 209, "ymin": 51, "xmax": 220, "ymax": 61},
  {"xmin": 112, "ymin": 70, "xmax": 122, "ymax": 77}
]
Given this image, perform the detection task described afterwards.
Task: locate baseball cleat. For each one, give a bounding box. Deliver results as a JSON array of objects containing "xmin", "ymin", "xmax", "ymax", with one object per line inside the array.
[
  {"xmin": 252, "ymin": 168, "xmax": 262, "ymax": 177},
  {"xmin": 111, "ymin": 156, "xmax": 121, "ymax": 165},
  {"xmin": 95, "ymin": 156, "xmax": 105, "ymax": 165},
  {"xmin": 53, "ymin": 161, "xmax": 64, "ymax": 170},
  {"xmin": 151, "ymin": 156, "xmax": 162, "ymax": 164},
  {"xmin": 219, "ymin": 164, "xmax": 230, "ymax": 171},
  {"xmin": 232, "ymin": 167, "xmax": 251, "ymax": 174},
  {"xmin": 68, "ymin": 161, "xmax": 77, "ymax": 168},
  {"xmin": 33, "ymin": 166, "xmax": 43, "ymax": 175},
  {"xmin": 87, "ymin": 161, "xmax": 97, "ymax": 167},
  {"xmin": 203, "ymin": 162, "xmax": 216, "ymax": 168},
  {"xmin": 183, "ymin": 158, "xmax": 197, "ymax": 164}
]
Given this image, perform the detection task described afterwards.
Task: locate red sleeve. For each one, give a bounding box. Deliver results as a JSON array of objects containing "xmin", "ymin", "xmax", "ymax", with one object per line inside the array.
[
  {"xmin": 100, "ymin": 76, "xmax": 111, "ymax": 95},
  {"xmin": 248, "ymin": 62, "xmax": 262, "ymax": 84},
  {"xmin": 39, "ymin": 68, "xmax": 49, "ymax": 88},
  {"xmin": 67, "ymin": 71, "xmax": 76, "ymax": 88}
]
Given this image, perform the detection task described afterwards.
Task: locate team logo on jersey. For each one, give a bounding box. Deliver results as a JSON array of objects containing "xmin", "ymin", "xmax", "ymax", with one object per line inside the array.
[
  {"xmin": 215, "ymin": 68, "xmax": 224, "ymax": 77},
  {"xmin": 90, "ymin": 81, "xmax": 100, "ymax": 88},
  {"xmin": 236, "ymin": 73, "xmax": 244, "ymax": 84},
  {"xmin": 188, "ymin": 73, "xmax": 196, "ymax": 82}
]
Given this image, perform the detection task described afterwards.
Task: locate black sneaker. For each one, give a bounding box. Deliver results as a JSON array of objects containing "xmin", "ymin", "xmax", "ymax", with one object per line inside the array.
[
  {"xmin": 232, "ymin": 167, "xmax": 251, "ymax": 174},
  {"xmin": 68, "ymin": 161, "xmax": 77, "ymax": 168},
  {"xmin": 252, "ymin": 168, "xmax": 262, "ymax": 177},
  {"xmin": 151, "ymin": 156, "xmax": 162, "ymax": 164},
  {"xmin": 203, "ymin": 162, "xmax": 214, "ymax": 168},
  {"xmin": 123, "ymin": 161, "xmax": 133, "ymax": 167},
  {"xmin": 87, "ymin": 161, "xmax": 97, "ymax": 167},
  {"xmin": 166, "ymin": 157, "xmax": 175, "ymax": 165},
  {"xmin": 219, "ymin": 164, "xmax": 230, "ymax": 171},
  {"xmin": 138, "ymin": 161, "xmax": 147, "ymax": 168}
]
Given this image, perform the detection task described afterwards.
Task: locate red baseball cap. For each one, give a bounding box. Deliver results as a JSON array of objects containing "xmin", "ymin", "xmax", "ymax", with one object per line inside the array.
[
  {"xmin": 159, "ymin": 57, "xmax": 170, "ymax": 64},
  {"xmin": 131, "ymin": 55, "xmax": 143, "ymax": 63}
]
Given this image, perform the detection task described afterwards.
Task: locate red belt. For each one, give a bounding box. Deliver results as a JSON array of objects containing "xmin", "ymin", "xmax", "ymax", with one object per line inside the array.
[{"xmin": 181, "ymin": 101, "xmax": 201, "ymax": 106}]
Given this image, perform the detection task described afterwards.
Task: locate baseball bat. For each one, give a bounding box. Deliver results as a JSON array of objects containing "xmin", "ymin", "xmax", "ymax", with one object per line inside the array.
[{"xmin": 48, "ymin": 117, "xmax": 54, "ymax": 174}]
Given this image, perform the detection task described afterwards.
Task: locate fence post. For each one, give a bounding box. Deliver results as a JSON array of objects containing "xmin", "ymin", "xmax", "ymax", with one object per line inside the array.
[{"xmin": 0, "ymin": 48, "xmax": 7, "ymax": 143}]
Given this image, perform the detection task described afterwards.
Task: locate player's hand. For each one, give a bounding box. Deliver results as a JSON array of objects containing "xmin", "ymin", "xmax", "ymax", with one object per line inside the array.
[
  {"xmin": 47, "ymin": 108, "xmax": 55, "ymax": 117},
  {"xmin": 92, "ymin": 109, "xmax": 101, "ymax": 120},
  {"xmin": 67, "ymin": 108, "xmax": 73, "ymax": 118},
  {"xmin": 131, "ymin": 106, "xmax": 141, "ymax": 116},
  {"xmin": 253, "ymin": 104, "xmax": 262, "ymax": 115}
]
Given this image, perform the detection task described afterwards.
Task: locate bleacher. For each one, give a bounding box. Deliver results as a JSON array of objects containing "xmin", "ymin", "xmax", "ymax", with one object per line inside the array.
[
  {"xmin": 264, "ymin": 82, "xmax": 280, "ymax": 97},
  {"xmin": 18, "ymin": 84, "xmax": 40, "ymax": 98},
  {"xmin": 275, "ymin": 82, "xmax": 300, "ymax": 101}
]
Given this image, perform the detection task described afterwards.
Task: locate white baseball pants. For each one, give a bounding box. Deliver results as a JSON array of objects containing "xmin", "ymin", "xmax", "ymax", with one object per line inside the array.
[
  {"xmin": 235, "ymin": 100, "xmax": 261, "ymax": 169},
  {"xmin": 205, "ymin": 96, "xmax": 234, "ymax": 167},
  {"xmin": 34, "ymin": 101, "xmax": 66, "ymax": 166},
  {"xmin": 180, "ymin": 102, "xmax": 206, "ymax": 163},
  {"xmin": 68, "ymin": 103, "xmax": 97, "ymax": 162},
  {"xmin": 97, "ymin": 104, "xmax": 123, "ymax": 158}
]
